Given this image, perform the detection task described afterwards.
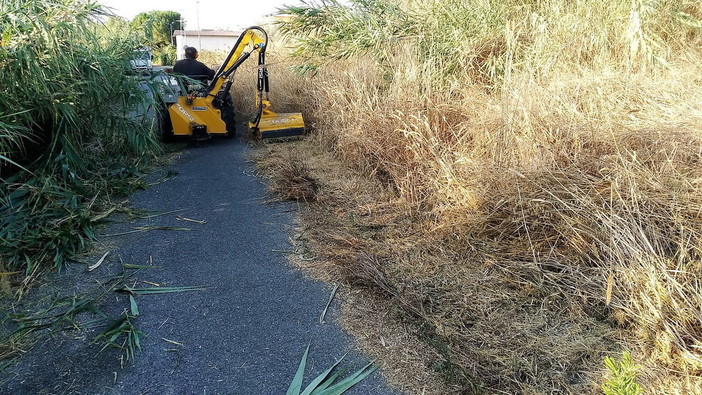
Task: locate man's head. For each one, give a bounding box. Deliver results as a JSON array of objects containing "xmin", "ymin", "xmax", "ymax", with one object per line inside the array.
[{"xmin": 184, "ymin": 47, "xmax": 198, "ymax": 59}]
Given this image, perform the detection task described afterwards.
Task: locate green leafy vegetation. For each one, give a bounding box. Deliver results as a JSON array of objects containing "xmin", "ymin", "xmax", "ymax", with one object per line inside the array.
[
  {"xmin": 278, "ymin": 0, "xmax": 415, "ymax": 62},
  {"xmin": 603, "ymin": 352, "xmax": 643, "ymax": 395},
  {"xmin": 131, "ymin": 10, "xmax": 181, "ymax": 48},
  {"xmin": 130, "ymin": 10, "xmax": 181, "ymax": 65},
  {"xmin": 2, "ymin": 271, "xmax": 132, "ymax": 361},
  {"xmin": 280, "ymin": 0, "xmax": 702, "ymax": 81},
  {"xmin": 92, "ymin": 311, "xmax": 143, "ymax": 361},
  {"xmin": 0, "ymin": 0, "xmax": 165, "ymax": 292}
]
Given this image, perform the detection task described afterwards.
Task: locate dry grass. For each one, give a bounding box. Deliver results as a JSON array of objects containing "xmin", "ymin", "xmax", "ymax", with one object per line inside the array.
[
  {"xmin": 297, "ymin": 65, "xmax": 702, "ymax": 393},
  {"xmin": 258, "ymin": 150, "xmax": 319, "ymax": 202},
  {"xmin": 261, "ymin": 73, "xmax": 702, "ymax": 392},
  {"xmin": 257, "ymin": 137, "xmax": 624, "ymax": 393},
  {"xmin": 197, "ymin": 49, "xmax": 229, "ymax": 70},
  {"xmin": 248, "ymin": 3, "xmax": 702, "ymax": 393},
  {"xmin": 255, "ymin": 142, "xmax": 456, "ymax": 393}
]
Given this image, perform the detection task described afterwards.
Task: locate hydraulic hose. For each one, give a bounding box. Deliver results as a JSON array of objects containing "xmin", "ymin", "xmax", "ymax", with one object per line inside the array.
[{"xmin": 251, "ymin": 49, "xmax": 268, "ymax": 130}]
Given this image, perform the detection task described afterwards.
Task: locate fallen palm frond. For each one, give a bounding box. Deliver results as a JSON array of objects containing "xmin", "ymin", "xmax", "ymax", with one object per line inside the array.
[
  {"xmin": 2, "ymin": 262, "xmax": 206, "ymax": 362},
  {"xmin": 2, "ymin": 273, "xmax": 129, "ymax": 360},
  {"xmin": 10, "ymin": 274, "xmax": 129, "ymax": 335}
]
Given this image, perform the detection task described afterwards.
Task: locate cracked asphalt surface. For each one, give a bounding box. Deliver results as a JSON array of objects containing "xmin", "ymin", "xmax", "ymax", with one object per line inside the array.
[{"xmin": 1, "ymin": 135, "xmax": 395, "ymax": 394}]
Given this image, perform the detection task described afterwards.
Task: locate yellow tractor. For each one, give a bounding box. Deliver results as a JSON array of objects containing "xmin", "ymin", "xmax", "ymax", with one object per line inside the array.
[{"xmin": 162, "ymin": 26, "xmax": 304, "ymax": 140}]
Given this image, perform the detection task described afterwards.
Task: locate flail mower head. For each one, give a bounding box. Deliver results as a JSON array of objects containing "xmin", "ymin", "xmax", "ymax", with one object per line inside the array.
[{"xmin": 249, "ymin": 100, "xmax": 305, "ymax": 139}]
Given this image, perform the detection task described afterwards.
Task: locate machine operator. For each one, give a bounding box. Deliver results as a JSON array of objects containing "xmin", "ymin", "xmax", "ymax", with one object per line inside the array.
[{"xmin": 173, "ymin": 47, "xmax": 215, "ymax": 83}]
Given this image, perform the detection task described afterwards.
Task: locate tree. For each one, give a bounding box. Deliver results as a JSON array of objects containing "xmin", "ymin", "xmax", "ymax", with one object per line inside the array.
[{"xmin": 131, "ymin": 11, "xmax": 182, "ymax": 49}]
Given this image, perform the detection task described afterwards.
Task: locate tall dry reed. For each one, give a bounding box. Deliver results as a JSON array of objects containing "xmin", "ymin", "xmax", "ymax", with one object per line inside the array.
[{"xmin": 268, "ymin": 0, "xmax": 702, "ymax": 392}]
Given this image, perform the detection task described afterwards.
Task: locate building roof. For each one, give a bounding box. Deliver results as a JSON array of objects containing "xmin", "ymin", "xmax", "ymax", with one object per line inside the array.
[{"xmin": 173, "ymin": 30, "xmax": 241, "ymax": 37}]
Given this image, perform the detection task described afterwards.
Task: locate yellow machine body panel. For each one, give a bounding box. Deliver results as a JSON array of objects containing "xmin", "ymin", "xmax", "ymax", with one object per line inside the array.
[{"xmin": 168, "ymin": 97, "xmax": 226, "ymax": 136}]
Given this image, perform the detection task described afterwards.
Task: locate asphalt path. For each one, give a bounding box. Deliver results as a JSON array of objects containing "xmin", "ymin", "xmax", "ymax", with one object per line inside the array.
[{"xmin": 2, "ymin": 135, "xmax": 394, "ymax": 394}]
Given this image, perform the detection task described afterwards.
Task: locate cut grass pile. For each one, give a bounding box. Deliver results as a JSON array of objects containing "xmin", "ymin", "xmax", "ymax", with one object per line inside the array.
[
  {"xmin": 0, "ymin": 0, "xmax": 166, "ymax": 292},
  {"xmin": 252, "ymin": 0, "xmax": 702, "ymax": 393},
  {"xmin": 1, "ymin": 257, "xmax": 206, "ymax": 364}
]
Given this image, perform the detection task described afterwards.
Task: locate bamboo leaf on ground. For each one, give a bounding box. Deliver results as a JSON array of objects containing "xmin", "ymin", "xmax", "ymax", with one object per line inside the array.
[
  {"xmin": 129, "ymin": 295, "xmax": 139, "ymax": 316},
  {"xmin": 176, "ymin": 216, "xmax": 207, "ymax": 224},
  {"xmin": 87, "ymin": 251, "xmax": 110, "ymax": 271},
  {"xmin": 122, "ymin": 264, "xmax": 160, "ymax": 270},
  {"xmin": 162, "ymin": 338, "xmax": 184, "ymax": 347},
  {"xmin": 286, "ymin": 343, "xmax": 377, "ymax": 395},
  {"xmin": 102, "ymin": 226, "xmax": 193, "ymax": 237},
  {"xmin": 119, "ymin": 286, "xmax": 206, "ymax": 295}
]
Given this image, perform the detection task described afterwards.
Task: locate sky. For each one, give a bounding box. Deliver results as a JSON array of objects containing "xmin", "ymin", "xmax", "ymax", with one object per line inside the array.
[{"xmin": 97, "ymin": 0, "xmax": 303, "ymax": 31}]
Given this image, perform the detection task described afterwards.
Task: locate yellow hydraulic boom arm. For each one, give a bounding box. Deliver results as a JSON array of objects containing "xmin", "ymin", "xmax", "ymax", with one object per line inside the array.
[{"xmin": 205, "ymin": 27, "xmax": 267, "ymax": 107}]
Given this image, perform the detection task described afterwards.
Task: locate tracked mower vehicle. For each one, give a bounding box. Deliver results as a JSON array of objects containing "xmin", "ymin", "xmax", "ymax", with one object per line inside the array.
[{"xmin": 162, "ymin": 26, "xmax": 305, "ymax": 140}]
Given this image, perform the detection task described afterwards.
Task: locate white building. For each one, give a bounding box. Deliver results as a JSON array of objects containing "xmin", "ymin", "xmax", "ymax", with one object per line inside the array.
[{"xmin": 173, "ymin": 30, "xmax": 241, "ymax": 60}]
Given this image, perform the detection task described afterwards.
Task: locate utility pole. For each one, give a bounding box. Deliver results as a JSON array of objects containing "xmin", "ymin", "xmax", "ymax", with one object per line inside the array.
[
  {"xmin": 169, "ymin": 21, "xmax": 178, "ymax": 46},
  {"xmin": 172, "ymin": 17, "xmax": 186, "ymax": 60},
  {"xmin": 180, "ymin": 9, "xmax": 187, "ymax": 54},
  {"xmin": 196, "ymin": 1, "xmax": 202, "ymax": 50}
]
